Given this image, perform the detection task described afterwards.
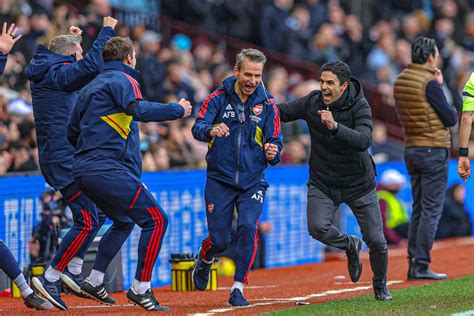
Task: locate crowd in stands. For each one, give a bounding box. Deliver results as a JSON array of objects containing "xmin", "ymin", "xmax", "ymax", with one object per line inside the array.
[{"xmin": 1, "ymin": 0, "xmax": 474, "ymax": 176}]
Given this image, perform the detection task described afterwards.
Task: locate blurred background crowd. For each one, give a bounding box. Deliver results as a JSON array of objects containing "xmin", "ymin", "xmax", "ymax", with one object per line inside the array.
[{"xmin": 1, "ymin": 0, "xmax": 474, "ymax": 176}]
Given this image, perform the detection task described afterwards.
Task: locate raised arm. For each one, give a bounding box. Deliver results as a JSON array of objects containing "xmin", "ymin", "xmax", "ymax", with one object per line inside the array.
[
  {"xmin": 0, "ymin": 22, "xmax": 22, "ymax": 74},
  {"xmin": 53, "ymin": 17, "xmax": 118, "ymax": 91},
  {"xmin": 114, "ymin": 73, "xmax": 190, "ymax": 122}
]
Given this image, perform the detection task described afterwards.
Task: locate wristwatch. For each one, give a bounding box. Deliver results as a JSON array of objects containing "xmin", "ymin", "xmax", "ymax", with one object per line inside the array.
[{"xmin": 331, "ymin": 122, "xmax": 338, "ymax": 131}]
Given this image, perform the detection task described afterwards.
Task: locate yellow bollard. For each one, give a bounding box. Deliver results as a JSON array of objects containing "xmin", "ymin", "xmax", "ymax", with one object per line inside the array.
[
  {"xmin": 11, "ymin": 282, "xmax": 21, "ymax": 298},
  {"xmin": 11, "ymin": 265, "xmax": 44, "ymax": 299},
  {"xmin": 170, "ymin": 253, "xmax": 218, "ymax": 291}
]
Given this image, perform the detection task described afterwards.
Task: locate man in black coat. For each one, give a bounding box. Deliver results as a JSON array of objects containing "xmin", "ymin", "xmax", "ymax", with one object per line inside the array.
[{"xmin": 278, "ymin": 61, "xmax": 391, "ymax": 301}]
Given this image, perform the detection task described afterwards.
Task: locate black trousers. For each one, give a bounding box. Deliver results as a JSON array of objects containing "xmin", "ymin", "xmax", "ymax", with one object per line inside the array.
[
  {"xmin": 404, "ymin": 147, "xmax": 448, "ymax": 265},
  {"xmin": 307, "ymin": 185, "xmax": 388, "ymax": 286}
]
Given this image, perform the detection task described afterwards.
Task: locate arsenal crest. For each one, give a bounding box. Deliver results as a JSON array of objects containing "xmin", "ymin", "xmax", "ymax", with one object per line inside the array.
[
  {"xmin": 207, "ymin": 203, "xmax": 214, "ymax": 213},
  {"xmin": 252, "ymin": 104, "xmax": 263, "ymax": 115}
]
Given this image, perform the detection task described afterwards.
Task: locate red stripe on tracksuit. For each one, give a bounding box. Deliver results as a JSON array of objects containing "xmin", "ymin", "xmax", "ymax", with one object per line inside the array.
[
  {"xmin": 141, "ymin": 207, "xmax": 164, "ymax": 281},
  {"xmin": 243, "ymin": 219, "xmax": 260, "ymax": 285},
  {"xmin": 142, "ymin": 207, "xmax": 159, "ymax": 280},
  {"xmin": 129, "ymin": 186, "xmax": 142, "ymax": 209},
  {"xmin": 55, "ymin": 209, "xmax": 92, "ymax": 271},
  {"xmin": 67, "ymin": 191, "xmax": 82, "ymax": 203},
  {"xmin": 270, "ymin": 99, "xmax": 281, "ymax": 137},
  {"xmin": 121, "ymin": 72, "xmax": 143, "ymax": 100},
  {"xmin": 197, "ymin": 90, "xmax": 224, "ymax": 119}
]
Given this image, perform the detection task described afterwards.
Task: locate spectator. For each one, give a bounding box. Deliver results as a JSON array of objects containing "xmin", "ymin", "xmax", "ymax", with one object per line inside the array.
[
  {"xmin": 309, "ymin": 23, "xmax": 345, "ymax": 65},
  {"xmin": 436, "ymin": 183, "xmax": 472, "ymax": 239},
  {"xmin": 30, "ymin": 185, "xmax": 69, "ymax": 264},
  {"xmin": 163, "ymin": 60, "xmax": 197, "ymax": 114},
  {"xmin": 136, "ymin": 30, "xmax": 165, "ymax": 102},
  {"xmin": 7, "ymin": 140, "xmax": 37, "ymax": 172},
  {"xmin": 260, "ymin": 0, "xmax": 293, "ymax": 53},
  {"xmin": 377, "ymin": 169, "xmax": 409, "ymax": 245},
  {"xmin": 281, "ymin": 139, "xmax": 308, "ymax": 165},
  {"xmin": 283, "ymin": 5, "xmax": 312, "ymax": 60},
  {"xmin": 371, "ymin": 123, "xmax": 404, "ymax": 163}
]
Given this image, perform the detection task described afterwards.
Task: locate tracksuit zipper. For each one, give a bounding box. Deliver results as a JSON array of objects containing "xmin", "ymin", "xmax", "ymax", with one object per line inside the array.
[{"xmin": 235, "ymin": 122, "xmax": 242, "ymax": 185}]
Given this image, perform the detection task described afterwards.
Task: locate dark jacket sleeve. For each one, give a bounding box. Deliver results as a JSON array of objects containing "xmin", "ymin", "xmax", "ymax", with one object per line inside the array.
[
  {"xmin": 129, "ymin": 101, "xmax": 184, "ymax": 122},
  {"xmin": 332, "ymin": 100, "xmax": 372, "ymax": 151},
  {"xmin": 277, "ymin": 93, "xmax": 311, "ymax": 122},
  {"xmin": 263, "ymin": 99, "xmax": 283, "ymax": 165},
  {"xmin": 425, "ymin": 80, "xmax": 457, "ymax": 127},
  {"xmin": 113, "ymin": 74, "xmax": 184, "ymax": 122},
  {"xmin": 52, "ymin": 26, "xmax": 116, "ymax": 91},
  {"xmin": 192, "ymin": 92, "xmax": 221, "ymax": 142},
  {"xmin": 0, "ymin": 52, "xmax": 7, "ymax": 75}
]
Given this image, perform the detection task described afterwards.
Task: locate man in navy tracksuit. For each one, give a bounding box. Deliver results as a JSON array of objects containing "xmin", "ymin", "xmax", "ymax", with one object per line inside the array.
[
  {"xmin": 26, "ymin": 17, "xmax": 120, "ymax": 310},
  {"xmin": 192, "ymin": 48, "xmax": 282, "ymax": 306},
  {"xmin": 68, "ymin": 36, "xmax": 192, "ymax": 311},
  {"xmin": 0, "ymin": 22, "xmax": 52, "ymax": 311}
]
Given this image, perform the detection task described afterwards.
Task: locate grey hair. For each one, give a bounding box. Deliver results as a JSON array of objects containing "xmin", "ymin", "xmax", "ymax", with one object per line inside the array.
[
  {"xmin": 48, "ymin": 35, "xmax": 82, "ymax": 55},
  {"xmin": 235, "ymin": 48, "xmax": 266, "ymax": 69}
]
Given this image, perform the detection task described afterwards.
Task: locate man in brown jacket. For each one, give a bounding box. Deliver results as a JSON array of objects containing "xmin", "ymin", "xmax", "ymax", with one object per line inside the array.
[{"xmin": 394, "ymin": 37, "xmax": 456, "ymax": 280}]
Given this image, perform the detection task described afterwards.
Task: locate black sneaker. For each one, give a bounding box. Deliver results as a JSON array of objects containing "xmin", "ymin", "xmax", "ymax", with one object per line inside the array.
[
  {"xmin": 192, "ymin": 249, "xmax": 212, "ymax": 291},
  {"xmin": 60, "ymin": 268, "xmax": 89, "ymax": 298},
  {"xmin": 374, "ymin": 284, "xmax": 392, "ymax": 301},
  {"xmin": 411, "ymin": 266, "xmax": 447, "ymax": 280},
  {"xmin": 31, "ymin": 275, "xmax": 67, "ymax": 310},
  {"xmin": 346, "ymin": 236, "xmax": 362, "ymax": 283},
  {"xmin": 127, "ymin": 287, "xmax": 170, "ymax": 311},
  {"xmin": 23, "ymin": 292, "xmax": 54, "ymax": 310},
  {"xmin": 80, "ymin": 277, "xmax": 116, "ymax": 305},
  {"xmin": 407, "ymin": 258, "xmax": 416, "ymax": 280},
  {"xmin": 228, "ymin": 288, "xmax": 250, "ymax": 307}
]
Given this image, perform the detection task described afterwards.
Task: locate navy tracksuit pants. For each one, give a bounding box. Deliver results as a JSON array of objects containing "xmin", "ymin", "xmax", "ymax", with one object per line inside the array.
[
  {"xmin": 200, "ymin": 178, "xmax": 267, "ymax": 284},
  {"xmin": 75, "ymin": 170, "xmax": 168, "ymax": 282},
  {"xmin": 0, "ymin": 240, "xmax": 22, "ymax": 280},
  {"xmin": 50, "ymin": 182, "xmax": 106, "ymax": 272}
]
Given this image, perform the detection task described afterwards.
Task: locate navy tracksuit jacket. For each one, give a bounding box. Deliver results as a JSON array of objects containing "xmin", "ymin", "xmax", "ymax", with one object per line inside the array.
[
  {"xmin": 25, "ymin": 26, "xmax": 115, "ymax": 272},
  {"xmin": 192, "ymin": 76, "xmax": 282, "ymax": 284},
  {"xmin": 68, "ymin": 61, "xmax": 184, "ymax": 281}
]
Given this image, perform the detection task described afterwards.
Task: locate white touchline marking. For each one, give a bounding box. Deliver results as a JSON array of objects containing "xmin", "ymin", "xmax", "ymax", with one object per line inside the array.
[
  {"xmin": 217, "ymin": 285, "xmax": 277, "ymax": 290},
  {"xmin": 452, "ymin": 310, "xmax": 474, "ymax": 316},
  {"xmin": 69, "ymin": 303, "xmax": 135, "ymax": 309},
  {"xmin": 334, "ymin": 281, "xmax": 372, "ymax": 285},
  {"xmin": 190, "ymin": 280, "xmax": 404, "ymax": 315}
]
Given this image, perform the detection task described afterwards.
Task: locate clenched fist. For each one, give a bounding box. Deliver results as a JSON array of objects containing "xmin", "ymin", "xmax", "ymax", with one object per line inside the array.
[
  {"xmin": 264, "ymin": 143, "xmax": 278, "ymax": 161},
  {"xmin": 69, "ymin": 26, "xmax": 82, "ymax": 36},
  {"xmin": 178, "ymin": 98, "xmax": 192, "ymax": 118},
  {"xmin": 210, "ymin": 123, "xmax": 230, "ymax": 138},
  {"xmin": 317, "ymin": 109, "xmax": 336, "ymax": 130},
  {"xmin": 103, "ymin": 16, "xmax": 118, "ymax": 30}
]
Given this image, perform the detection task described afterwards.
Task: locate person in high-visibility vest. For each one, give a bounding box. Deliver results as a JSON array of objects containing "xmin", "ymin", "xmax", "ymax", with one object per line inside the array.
[
  {"xmin": 458, "ymin": 72, "xmax": 474, "ymax": 181},
  {"xmin": 377, "ymin": 169, "xmax": 409, "ymax": 245}
]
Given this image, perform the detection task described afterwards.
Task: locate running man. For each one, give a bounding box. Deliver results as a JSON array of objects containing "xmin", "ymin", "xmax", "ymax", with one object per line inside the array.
[
  {"xmin": 191, "ymin": 48, "xmax": 282, "ymax": 306},
  {"xmin": 68, "ymin": 36, "xmax": 192, "ymax": 311}
]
